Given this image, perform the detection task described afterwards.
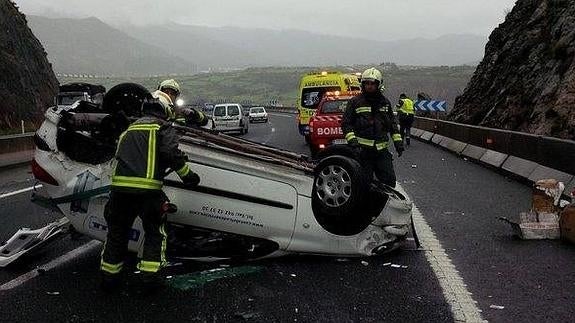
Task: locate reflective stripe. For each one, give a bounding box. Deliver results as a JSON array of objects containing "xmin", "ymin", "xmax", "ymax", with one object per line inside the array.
[
  {"xmin": 100, "ymin": 260, "xmax": 123, "ymax": 274},
  {"xmin": 175, "ymin": 118, "xmax": 186, "ymax": 123},
  {"xmin": 146, "ymin": 130, "xmax": 157, "ymax": 179},
  {"xmin": 128, "ymin": 124, "xmax": 161, "ymax": 131},
  {"xmin": 176, "ymin": 164, "xmax": 190, "ymax": 177},
  {"xmin": 393, "ymin": 134, "xmax": 402, "ymax": 142},
  {"xmin": 375, "ymin": 142, "xmax": 389, "ymax": 150},
  {"xmin": 345, "ymin": 132, "xmax": 356, "ymax": 141},
  {"xmin": 137, "ymin": 260, "xmax": 162, "ymax": 273},
  {"xmin": 111, "ymin": 176, "xmax": 162, "ymax": 190},
  {"xmin": 355, "ymin": 107, "xmax": 371, "ymax": 114},
  {"xmin": 357, "ymin": 137, "xmax": 389, "ymax": 150},
  {"xmin": 197, "ymin": 112, "xmax": 205, "ymax": 122},
  {"xmin": 116, "ymin": 131, "xmax": 127, "ymax": 154}
]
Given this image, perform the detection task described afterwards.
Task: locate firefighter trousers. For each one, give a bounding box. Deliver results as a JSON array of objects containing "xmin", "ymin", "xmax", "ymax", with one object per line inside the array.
[
  {"xmin": 399, "ymin": 114, "xmax": 415, "ymax": 145},
  {"xmin": 359, "ymin": 148, "xmax": 397, "ymax": 188},
  {"xmin": 100, "ymin": 190, "xmax": 167, "ymax": 276}
]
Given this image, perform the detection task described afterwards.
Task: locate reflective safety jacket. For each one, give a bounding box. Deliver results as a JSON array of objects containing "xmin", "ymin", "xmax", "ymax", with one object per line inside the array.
[
  {"xmin": 175, "ymin": 107, "xmax": 209, "ymax": 128},
  {"xmin": 112, "ymin": 117, "xmax": 190, "ymax": 192},
  {"xmin": 398, "ymin": 98, "xmax": 415, "ymax": 115},
  {"xmin": 342, "ymin": 93, "xmax": 402, "ymax": 150}
]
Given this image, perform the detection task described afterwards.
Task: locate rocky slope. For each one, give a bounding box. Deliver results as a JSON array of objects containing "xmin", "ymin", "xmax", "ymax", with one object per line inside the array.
[
  {"xmin": 449, "ymin": 0, "xmax": 575, "ymax": 140},
  {"xmin": 0, "ymin": 1, "xmax": 58, "ymax": 132}
]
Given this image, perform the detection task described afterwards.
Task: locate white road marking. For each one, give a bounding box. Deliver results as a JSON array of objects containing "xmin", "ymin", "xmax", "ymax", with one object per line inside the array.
[
  {"xmin": 0, "ymin": 240, "xmax": 101, "ymax": 292},
  {"xmin": 268, "ymin": 113, "xmax": 296, "ymax": 118},
  {"xmin": 0, "ymin": 184, "xmax": 43, "ymax": 200},
  {"xmin": 397, "ymin": 184, "xmax": 485, "ymax": 322}
]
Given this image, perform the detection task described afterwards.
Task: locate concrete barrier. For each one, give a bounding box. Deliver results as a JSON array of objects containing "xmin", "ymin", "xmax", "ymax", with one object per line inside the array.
[
  {"xmin": 502, "ymin": 156, "xmax": 539, "ymax": 179},
  {"xmin": 0, "ymin": 150, "xmax": 33, "ymax": 168},
  {"xmin": 480, "ymin": 150, "xmax": 509, "ymax": 168},
  {"xmin": 431, "ymin": 134, "xmax": 446, "ymax": 145},
  {"xmin": 528, "ymin": 165, "xmax": 574, "ymax": 184},
  {"xmin": 462, "ymin": 144, "xmax": 488, "ymax": 160},
  {"xmin": 443, "ymin": 138, "xmax": 468, "ymax": 154},
  {"xmin": 411, "ymin": 128, "xmax": 424, "ymax": 138},
  {"xmin": 420, "ymin": 131, "xmax": 434, "ymax": 141}
]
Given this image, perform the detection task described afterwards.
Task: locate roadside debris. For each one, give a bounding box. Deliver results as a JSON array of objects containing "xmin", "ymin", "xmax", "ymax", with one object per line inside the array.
[
  {"xmin": 489, "ymin": 305, "xmax": 505, "ymax": 310},
  {"xmin": 234, "ymin": 311, "xmax": 262, "ymax": 321},
  {"xmin": 167, "ymin": 266, "xmax": 263, "ymax": 291},
  {"xmin": 500, "ymin": 179, "xmax": 572, "ymax": 240},
  {"xmin": 411, "ymin": 164, "xmax": 418, "ymax": 168},
  {"xmin": 46, "ymin": 291, "xmax": 60, "ymax": 295},
  {"xmin": 361, "ymin": 261, "xmax": 369, "ymax": 266}
]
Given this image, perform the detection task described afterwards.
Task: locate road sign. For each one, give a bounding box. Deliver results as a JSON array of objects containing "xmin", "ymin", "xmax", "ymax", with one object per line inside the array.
[{"xmin": 415, "ymin": 100, "xmax": 447, "ymax": 112}]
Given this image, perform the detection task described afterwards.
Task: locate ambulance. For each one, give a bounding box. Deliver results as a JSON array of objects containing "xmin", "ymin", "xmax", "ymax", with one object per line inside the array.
[{"xmin": 297, "ymin": 71, "xmax": 360, "ymax": 142}]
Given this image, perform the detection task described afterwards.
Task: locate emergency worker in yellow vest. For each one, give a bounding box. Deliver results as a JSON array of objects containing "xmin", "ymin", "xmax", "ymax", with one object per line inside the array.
[
  {"xmin": 396, "ymin": 93, "xmax": 415, "ymax": 146},
  {"xmin": 100, "ymin": 93, "xmax": 200, "ymax": 291},
  {"xmin": 342, "ymin": 68, "xmax": 404, "ymax": 187}
]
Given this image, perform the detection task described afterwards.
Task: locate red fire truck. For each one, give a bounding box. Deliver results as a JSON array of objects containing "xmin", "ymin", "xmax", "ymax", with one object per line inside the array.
[{"xmin": 308, "ymin": 91, "xmax": 360, "ymax": 157}]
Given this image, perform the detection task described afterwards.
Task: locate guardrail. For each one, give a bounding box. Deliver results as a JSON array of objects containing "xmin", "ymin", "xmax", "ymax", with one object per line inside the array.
[
  {"xmin": 412, "ymin": 117, "xmax": 575, "ymax": 191},
  {"xmin": 0, "ymin": 133, "xmax": 35, "ymax": 168},
  {"xmin": 0, "ymin": 133, "xmax": 35, "ymax": 154}
]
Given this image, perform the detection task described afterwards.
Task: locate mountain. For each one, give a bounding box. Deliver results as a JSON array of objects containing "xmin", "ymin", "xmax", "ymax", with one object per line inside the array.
[
  {"xmin": 449, "ymin": 0, "xmax": 575, "ymax": 140},
  {"xmin": 0, "ymin": 2, "xmax": 57, "ymax": 131},
  {"xmin": 122, "ymin": 23, "xmax": 487, "ymax": 69},
  {"xmin": 26, "ymin": 15, "xmax": 197, "ymax": 76}
]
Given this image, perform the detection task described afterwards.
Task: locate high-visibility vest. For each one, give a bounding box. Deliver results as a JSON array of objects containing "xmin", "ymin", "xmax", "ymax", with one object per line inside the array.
[{"xmin": 399, "ymin": 98, "xmax": 415, "ymax": 115}]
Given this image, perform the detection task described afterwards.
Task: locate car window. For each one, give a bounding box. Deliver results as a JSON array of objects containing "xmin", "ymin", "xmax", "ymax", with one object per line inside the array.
[
  {"xmin": 321, "ymin": 99, "xmax": 349, "ymax": 114},
  {"xmin": 301, "ymin": 86, "xmax": 341, "ymax": 109},
  {"xmin": 57, "ymin": 95, "xmax": 85, "ymax": 105},
  {"xmin": 213, "ymin": 105, "xmax": 226, "ymax": 117},
  {"xmin": 228, "ymin": 105, "xmax": 240, "ymax": 116},
  {"xmin": 250, "ymin": 108, "xmax": 264, "ymax": 113}
]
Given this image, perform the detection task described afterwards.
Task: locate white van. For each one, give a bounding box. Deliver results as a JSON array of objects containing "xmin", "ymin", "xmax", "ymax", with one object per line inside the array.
[{"xmin": 212, "ymin": 103, "xmax": 249, "ymax": 134}]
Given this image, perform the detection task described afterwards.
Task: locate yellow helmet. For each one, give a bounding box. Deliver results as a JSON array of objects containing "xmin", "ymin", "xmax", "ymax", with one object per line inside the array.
[
  {"xmin": 158, "ymin": 79, "xmax": 181, "ymax": 96},
  {"xmin": 361, "ymin": 67, "xmax": 383, "ymax": 84},
  {"xmin": 152, "ymin": 90, "xmax": 176, "ymax": 120}
]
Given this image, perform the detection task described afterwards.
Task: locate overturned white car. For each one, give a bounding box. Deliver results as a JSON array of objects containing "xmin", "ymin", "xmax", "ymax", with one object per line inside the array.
[{"xmin": 7, "ymin": 83, "xmax": 414, "ymax": 264}]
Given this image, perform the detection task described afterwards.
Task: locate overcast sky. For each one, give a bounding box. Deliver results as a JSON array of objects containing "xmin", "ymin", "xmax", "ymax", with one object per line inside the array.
[{"xmin": 15, "ymin": 0, "xmax": 517, "ymax": 40}]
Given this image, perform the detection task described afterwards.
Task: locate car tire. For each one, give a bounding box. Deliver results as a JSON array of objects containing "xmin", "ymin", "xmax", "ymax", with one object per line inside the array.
[
  {"xmin": 102, "ymin": 83, "xmax": 151, "ymax": 118},
  {"xmin": 311, "ymin": 155, "xmax": 382, "ymax": 236}
]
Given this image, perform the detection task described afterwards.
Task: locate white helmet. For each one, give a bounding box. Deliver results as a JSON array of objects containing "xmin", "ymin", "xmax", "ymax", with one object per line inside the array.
[
  {"xmin": 158, "ymin": 79, "xmax": 181, "ymax": 96},
  {"xmin": 152, "ymin": 90, "xmax": 175, "ymax": 120},
  {"xmin": 361, "ymin": 67, "xmax": 383, "ymax": 85}
]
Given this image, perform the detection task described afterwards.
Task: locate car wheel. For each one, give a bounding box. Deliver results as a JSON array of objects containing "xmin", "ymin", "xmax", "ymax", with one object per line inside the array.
[
  {"xmin": 102, "ymin": 83, "xmax": 151, "ymax": 118},
  {"xmin": 312, "ymin": 155, "xmax": 381, "ymax": 236}
]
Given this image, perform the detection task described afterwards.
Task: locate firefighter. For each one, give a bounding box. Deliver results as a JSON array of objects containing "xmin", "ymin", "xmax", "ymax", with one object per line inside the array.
[
  {"xmin": 100, "ymin": 93, "xmax": 201, "ymax": 291},
  {"xmin": 342, "ymin": 67, "xmax": 404, "ymax": 187},
  {"xmin": 155, "ymin": 79, "xmax": 209, "ymax": 127},
  {"xmin": 396, "ymin": 93, "xmax": 415, "ymax": 146}
]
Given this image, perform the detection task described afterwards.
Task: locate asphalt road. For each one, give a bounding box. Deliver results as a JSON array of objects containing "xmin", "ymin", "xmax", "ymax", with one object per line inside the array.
[{"xmin": 0, "ymin": 113, "xmax": 573, "ymax": 322}]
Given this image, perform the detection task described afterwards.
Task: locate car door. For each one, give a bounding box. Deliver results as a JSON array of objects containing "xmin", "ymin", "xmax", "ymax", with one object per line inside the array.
[
  {"xmin": 212, "ymin": 105, "xmax": 227, "ymax": 129},
  {"xmin": 226, "ymin": 105, "xmax": 241, "ymax": 128}
]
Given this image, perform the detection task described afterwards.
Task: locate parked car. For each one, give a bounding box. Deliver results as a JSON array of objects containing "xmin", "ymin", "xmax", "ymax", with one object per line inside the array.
[
  {"xmin": 249, "ymin": 107, "xmax": 268, "ymax": 123},
  {"xmin": 1, "ymin": 83, "xmax": 414, "ymax": 266},
  {"xmin": 212, "ymin": 103, "xmax": 249, "ymax": 134}
]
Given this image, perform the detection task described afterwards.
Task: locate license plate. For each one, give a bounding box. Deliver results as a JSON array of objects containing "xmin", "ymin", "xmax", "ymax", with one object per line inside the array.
[{"xmin": 332, "ymin": 139, "xmax": 347, "ymax": 145}]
